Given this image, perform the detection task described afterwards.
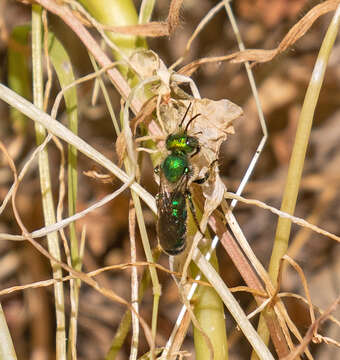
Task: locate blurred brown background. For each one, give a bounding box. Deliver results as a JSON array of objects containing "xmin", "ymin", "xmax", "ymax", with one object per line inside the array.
[{"xmin": 0, "ymin": 0, "xmax": 340, "ymax": 359}]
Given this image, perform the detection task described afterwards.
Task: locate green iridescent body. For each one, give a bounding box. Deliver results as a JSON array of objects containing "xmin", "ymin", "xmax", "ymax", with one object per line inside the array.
[
  {"xmin": 156, "ymin": 179, "xmax": 188, "ymax": 255},
  {"xmin": 156, "ymin": 110, "xmax": 203, "ymax": 255},
  {"xmin": 166, "ymin": 133, "xmax": 199, "ymax": 154},
  {"xmin": 161, "ymin": 153, "xmax": 188, "ymax": 183}
]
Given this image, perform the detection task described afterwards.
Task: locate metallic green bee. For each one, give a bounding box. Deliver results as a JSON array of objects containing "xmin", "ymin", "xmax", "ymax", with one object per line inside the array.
[{"xmin": 156, "ymin": 104, "xmax": 207, "ymax": 255}]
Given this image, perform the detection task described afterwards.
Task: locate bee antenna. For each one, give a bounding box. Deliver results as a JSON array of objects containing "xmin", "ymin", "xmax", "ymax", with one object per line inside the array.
[
  {"xmin": 184, "ymin": 113, "xmax": 201, "ymax": 132},
  {"xmin": 179, "ymin": 103, "xmax": 192, "ymax": 128}
]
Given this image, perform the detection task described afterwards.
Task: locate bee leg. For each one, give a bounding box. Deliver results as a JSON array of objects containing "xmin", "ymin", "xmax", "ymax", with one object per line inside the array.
[
  {"xmin": 154, "ymin": 165, "xmax": 160, "ymax": 174},
  {"xmin": 193, "ymin": 170, "xmax": 209, "ymax": 184},
  {"xmin": 192, "ymin": 159, "xmax": 218, "ymax": 184},
  {"xmin": 186, "ymin": 190, "xmax": 205, "ymax": 237},
  {"xmin": 190, "ymin": 144, "xmax": 201, "ymax": 158}
]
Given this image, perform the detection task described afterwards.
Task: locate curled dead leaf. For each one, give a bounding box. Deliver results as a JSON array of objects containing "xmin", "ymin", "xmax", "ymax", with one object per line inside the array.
[
  {"xmin": 178, "ymin": 0, "xmax": 340, "ymax": 75},
  {"xmin": 96, "ymin": 0, "xmax": 184, "ymax": 37},
  {"xmin": 129, "ymin": 50, "xmax": 168, "ymax": 80},
  {"xmin": 131, "ymin": 96, "xmax": 158, "ymax": 134},
  {"xmin": 115, "ymin": 131, "xmax": 127, "ymax": 168},
  {"xmin": 159, "ymin": 98, "xmax": 242, "ymax": 172},
  {"xmin": 158, "ymin": 98, "xmax": 242, "ymax": 209}
]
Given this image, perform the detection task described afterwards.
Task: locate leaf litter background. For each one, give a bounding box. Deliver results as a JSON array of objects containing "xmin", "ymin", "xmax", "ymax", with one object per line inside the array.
[{"xmin": 1, "ymin": 0, "xmax": 340, "ymax": 359}]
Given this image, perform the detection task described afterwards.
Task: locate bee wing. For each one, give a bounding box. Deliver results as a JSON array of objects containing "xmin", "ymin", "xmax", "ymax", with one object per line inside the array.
[{"xmin": 156, "ymin": 172, "xmax": 188, "ymax": 255}]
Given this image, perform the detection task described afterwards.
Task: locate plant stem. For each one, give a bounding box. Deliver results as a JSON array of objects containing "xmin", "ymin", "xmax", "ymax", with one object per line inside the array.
[
  {"xmin": 32, "ymin": 5, "xmax": 66, "ymax": 359},
  {"xmin": 254, "ymin": 5, "xmax": 340, "ymax": 357},
  {"xmin": 78, "ymin": 0, "xmax": 147, "ymax": 81},
  {"xmin": 193, "ymin": 251, "xmax": 228, "ymax": 360}
]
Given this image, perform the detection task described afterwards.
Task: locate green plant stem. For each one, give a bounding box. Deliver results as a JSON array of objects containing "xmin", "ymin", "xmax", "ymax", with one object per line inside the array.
[
  {"xmin": 130, "ymin": 192, "xmax": 161, "ymax": 339},
  {"xmin": 193, "ymin": 251, "xmax": 228, "ymax": 360},
  {"xmin": 254, "ymin": 5, "xmax": 340, "ymax": 358},
  {"xmin": 139, "ymin": 0, "xmax": 156, "ymax": 24},
  {"xmin": 77, "ymin": 0, "xmax": 147, "ymax": 82},
  {"xmin": 32, "ymin": 5, "xmax": 66, "ymax": 360},
  {"xmin": 193, "ymin": 248, "xmax": 274, "ymax": 360},
  {"xmin": 78, "ymin": 0, "xmax": 144, "ymax": 53},
  {"xmin": 8, "ymin": 25, "xmax": 31, "ymax": 133},
  {"xmin": 1, "ymin": 24, "xmax": 31, "ymax": 360},
  {"xmin": 47, "ymin": 33, "xmax": 79, "ymax": 269},
  {"xmin": 89, "ymin": 54, "xmax": 121, "ymax": 135},
  {"xmin": 78, "ymin": 0, "xmax": 161, "ymax": 346},
  {"xmin": 47, "ymin": 32, "xmax": 80, "ymax": 360},
  {"xmin": 90, "ymin": 44, "xmax": 161, "ymax": 351},
  {"xmin": 187, "ymin": 198, "xmax": 228, "ymax": 360}
]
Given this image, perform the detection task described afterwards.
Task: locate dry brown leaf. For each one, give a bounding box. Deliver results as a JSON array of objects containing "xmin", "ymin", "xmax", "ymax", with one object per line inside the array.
[
  {"xmin": 131, "ymin": 96, "xmax": 158, "ymax": 134},
  {"xmin": 74, "ymin": 0, "xmax": 184, "ymax": 38},
  {"xmin": 158, "ymin": 98, "xmax": 242, "ymax": 212},
  {"xmin": 178, "ymin": 54, "xmax": 236, "ymax": 77},
  {"xmin": 83, "ymin": 170, "xmax": 113, "ymax": 183},
  {"xmin": 115, "ymin": 131, "xmax": 127, "ymax": 168},
  {"xmin": 167, "ymin": 0, "xmax": 184, "ymax": 34},
  {"xmin": 101, "ymin": 22, "xmax": 169, "ymax": 37},
  {"xmin": 102, "ymin": 0, "xmax": 185, "ymax": 37},
  {"xmin": 187, "ymin": 98, "xmax": 240, "ymax": 168},
  {"xmin": 129, "ymin": 50, "xmax": 169, "ymax": 81},
  {"xmin": 116, "ymin": 97, "xmax": 158, "ymax": 167},
  {"xmin": 179, "ymin": 0, "xmax": 340, "ymax": 75}
]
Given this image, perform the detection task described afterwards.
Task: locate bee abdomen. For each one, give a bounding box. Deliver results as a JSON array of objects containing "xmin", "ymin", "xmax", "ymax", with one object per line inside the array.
[{"xmin": 157, "ymin": 192, "xmax": 187, "ymax": 255}]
